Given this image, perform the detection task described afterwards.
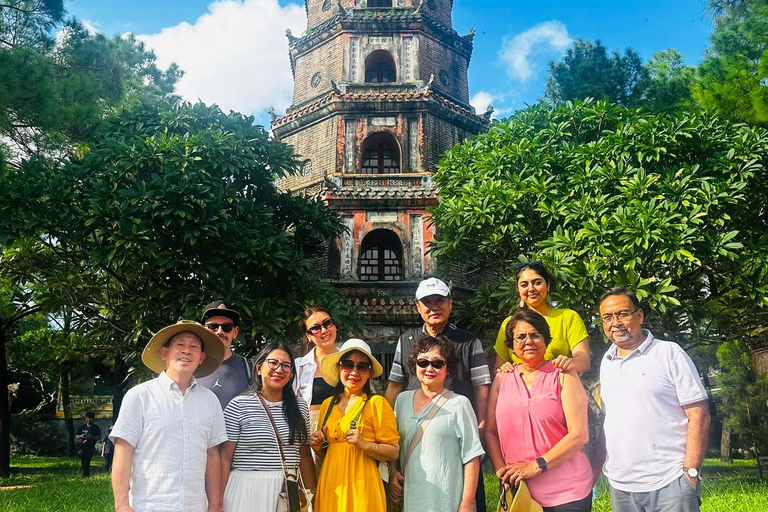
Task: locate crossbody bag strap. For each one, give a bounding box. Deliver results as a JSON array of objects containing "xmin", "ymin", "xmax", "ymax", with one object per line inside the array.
[
  {"xmin": 319, "ymin": 395, "xmax": 339, "ymax": 432},
  {"xmin": 257, "ymin": 393, "xmax": 289, "ymax": 476},
  {"xmin": 401, "ymin": 390, "xmax": 454, "ymax": 474},
  {"xmin": 349, "ymin": 397, "xmax": 368, "ymax": 429}
]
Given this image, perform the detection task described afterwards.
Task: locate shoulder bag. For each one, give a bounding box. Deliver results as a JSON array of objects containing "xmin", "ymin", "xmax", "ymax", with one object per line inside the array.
[{"xmin": 257, "ymin": 393, "xmax": 313, "ymax": 512}]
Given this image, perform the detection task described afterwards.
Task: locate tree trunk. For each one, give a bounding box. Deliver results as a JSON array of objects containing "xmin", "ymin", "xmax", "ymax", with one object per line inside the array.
[
  {"xmin": 111, "ymin": 354, "xmax": 130, "ymax": 422},
  {"xmin": 0, "ymin": 332, "xmax": 11, "ymax": 478},
  {"xmin": 721, "ymin": 427, "xmax": 733, "ymax": 463},
  {"xmin": 61, "ymin": 367, "xmax": 75, "ymax": 457}
]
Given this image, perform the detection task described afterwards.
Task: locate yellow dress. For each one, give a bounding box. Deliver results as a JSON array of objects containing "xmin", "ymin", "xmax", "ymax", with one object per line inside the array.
[{"xmin": 314, "ymin": 393, "xmax": 399, "ymax": 512}]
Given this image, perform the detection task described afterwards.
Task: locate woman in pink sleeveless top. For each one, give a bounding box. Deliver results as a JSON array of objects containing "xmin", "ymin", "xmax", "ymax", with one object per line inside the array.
[{"xmin": 486, "ymin": 309, "xmax": 593, "ymax": 511}]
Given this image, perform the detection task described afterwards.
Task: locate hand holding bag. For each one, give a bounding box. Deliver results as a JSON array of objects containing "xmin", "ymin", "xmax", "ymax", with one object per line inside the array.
[
  {"xmin": 257, "ymin": 394, "xmax": 313, "ymax": 512},
  {"xmin": 497, "ymin": 480, "xmax": 542, "ymax": 512}
]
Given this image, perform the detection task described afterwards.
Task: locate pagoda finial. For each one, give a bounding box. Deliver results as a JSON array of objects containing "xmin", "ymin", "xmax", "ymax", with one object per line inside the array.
[
  {"xmin": 483, "ymin": 105, "xmax": 494, "ymax": 120},
  {"xmin": 330, "ymin": 80, "xmax": 343, "ymax": 95},
  {"xmin": 414, "ymin": 0, "xmax": 425, "ymax": 15},
  {"xmin": 268, "ymin": 106, "xmax": 278, "ymax": 122},
  {"xmin": 285, "ymin": 29, "xmax": 299, "ymax": 44},
  {"xmin": 464, "ymin": 28, "xmax": 476, "ymax": 42},
  {"xmin": 337, "ymin": 0, "xmax": 347, "ymax": 16}
]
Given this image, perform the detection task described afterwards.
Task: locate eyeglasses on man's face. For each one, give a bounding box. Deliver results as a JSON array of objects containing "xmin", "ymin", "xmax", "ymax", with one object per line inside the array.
[
  {"xmin": 205, "ymin": 322, "xmax": 235, "ymax": 333},
  {"xmin": 601, "ymin": 308, "xmax": 641, "ymax": 323},
  {"xmin": 306, "ymin": 317, "xmax": 335, "ymax": 335},
  {"xmin": 265, "ymin": 359, "xmax": 292, "ymax": 373},
  {"xmin": 416, "ymin": 358, "xmax": 447, "ymax": 370},
  {"xmin": 338, "ymin": 360, "xmax": 372, "ymax": 373}
]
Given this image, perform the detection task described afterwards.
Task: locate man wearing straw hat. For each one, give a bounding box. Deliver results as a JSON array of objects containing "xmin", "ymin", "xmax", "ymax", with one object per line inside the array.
[{"xmin": 110, "ymin": 321, "xmax": 228, "ymax": 512}]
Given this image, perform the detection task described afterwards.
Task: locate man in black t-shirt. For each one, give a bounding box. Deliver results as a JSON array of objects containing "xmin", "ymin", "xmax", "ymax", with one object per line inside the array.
[
  {"xmin": 75, "ymin": 411, "xmax": 101, "ymax": 477},
  {"xmin": 196, "ymin": 301, "xmax": 253, "ymax": 409}
]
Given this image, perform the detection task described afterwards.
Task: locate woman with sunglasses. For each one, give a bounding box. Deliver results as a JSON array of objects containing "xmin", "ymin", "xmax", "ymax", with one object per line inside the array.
[
  {"xmin": 294, "ymin": 307, "xmax": 341, "ymax": 429},
  {"xmin": 309, "ymin": 338, "xmax": 400, "ymax": 511},
  {"xmin": 388, "ymin": 335, "xmax": 484, "ymax": 512},
  {"xmin": 494, "ymin": 262, "xmax": 591, "ymax": 373},
  {"xmin": 220, "ymin": 341, "xmax": 317, "ymax": 512},
  {"xmin": 486, "ymin": 309, "xmax": 593, "ymax": 512}
]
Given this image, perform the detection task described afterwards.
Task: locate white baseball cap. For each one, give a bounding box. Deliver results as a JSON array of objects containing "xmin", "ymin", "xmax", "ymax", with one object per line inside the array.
[{"xmin": 415, "ymin": 278, "xmax": 451, "ymax": 301}]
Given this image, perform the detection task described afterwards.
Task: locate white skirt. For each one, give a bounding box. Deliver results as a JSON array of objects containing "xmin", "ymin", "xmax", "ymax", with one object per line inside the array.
[{"xmin": 224, "ymin": 469, "xmax": 284, "ymax": 512}]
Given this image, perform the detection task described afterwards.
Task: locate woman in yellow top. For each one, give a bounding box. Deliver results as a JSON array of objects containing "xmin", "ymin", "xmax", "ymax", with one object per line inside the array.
[
  {"xmin": 309, "ymin": 338, "xmax": 400, "ymax": 512},
  {"xmin": 494, "ymin": 261, "xmax": 591, "ymax": 373}
]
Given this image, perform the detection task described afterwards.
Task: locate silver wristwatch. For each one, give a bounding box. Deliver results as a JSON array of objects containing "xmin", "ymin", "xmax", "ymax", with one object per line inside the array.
[{"xmin": 684, "ymin": 467, "xmax": 702, "ymax": 480}]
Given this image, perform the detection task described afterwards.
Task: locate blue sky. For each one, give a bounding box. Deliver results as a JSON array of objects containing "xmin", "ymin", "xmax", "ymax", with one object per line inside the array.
[{"xmin": 67, "ymin": 0, "xmax": 714, "ymax": 125}]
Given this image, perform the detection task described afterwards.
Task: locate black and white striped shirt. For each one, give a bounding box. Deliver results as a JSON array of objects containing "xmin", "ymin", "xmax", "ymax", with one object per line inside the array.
[{"xmin": 223, "ymin": 393, "xmax": 310, "ymax": 471}]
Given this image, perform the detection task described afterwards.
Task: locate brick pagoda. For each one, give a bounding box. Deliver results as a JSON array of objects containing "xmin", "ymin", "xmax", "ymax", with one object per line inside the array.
[{"xmin": 272, "ymin": 0, "xmax": 490, "ymax": 345}]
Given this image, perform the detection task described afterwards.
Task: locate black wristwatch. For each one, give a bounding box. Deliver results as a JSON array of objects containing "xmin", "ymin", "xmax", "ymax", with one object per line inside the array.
[{"xmin": 535, "ymin": 457, "xmax": 548, "ymax": 472}]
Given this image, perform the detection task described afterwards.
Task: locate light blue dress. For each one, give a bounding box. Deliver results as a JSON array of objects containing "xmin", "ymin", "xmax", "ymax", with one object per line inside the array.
[{"xmin": 394, "ymin": 390, "xmax": 485, "ymax": 512}]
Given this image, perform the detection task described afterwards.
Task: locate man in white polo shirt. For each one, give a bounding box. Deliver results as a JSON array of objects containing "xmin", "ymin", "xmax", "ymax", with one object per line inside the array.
[
  {"xmin": 599, "ymin": 287, "xmax": 710, "ymax": 512},
  {"xmin": 111, "ymin": 321, "xmax": 227, "ymax": 512}
]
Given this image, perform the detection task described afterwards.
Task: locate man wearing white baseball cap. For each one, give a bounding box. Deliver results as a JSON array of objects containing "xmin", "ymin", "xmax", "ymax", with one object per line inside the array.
[
  {"xmin": 384, "ymin": 277, "xmax": 492, "ymax": 512},
  {"xmin": 111, "ymin": 321, "xmax": 228, "ymax": 512}
]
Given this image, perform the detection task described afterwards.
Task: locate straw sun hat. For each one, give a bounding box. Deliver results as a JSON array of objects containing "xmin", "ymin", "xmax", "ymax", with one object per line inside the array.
[
  {"xmin": 320, "ymin": 338, "xmax": 384, "ymax": 386},
  {"xmin": 141, "ymin": 320, "xmax": 224, "ymax": 378}
]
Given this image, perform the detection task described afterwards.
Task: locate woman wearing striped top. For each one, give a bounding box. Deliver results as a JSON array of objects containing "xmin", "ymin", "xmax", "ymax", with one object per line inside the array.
[{"xmin": 221, "ymin": 342, "xmax": 317, "ymax": 512}]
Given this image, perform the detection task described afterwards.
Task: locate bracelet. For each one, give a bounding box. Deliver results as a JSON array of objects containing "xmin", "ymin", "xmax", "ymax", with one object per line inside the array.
[{"xmin": 373, "ymin": 443, "xmax": 378, "ymax": 454}]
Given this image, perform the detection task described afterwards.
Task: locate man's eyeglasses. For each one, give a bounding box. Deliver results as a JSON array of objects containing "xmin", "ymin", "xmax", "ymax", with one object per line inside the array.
[
  {"xmin": 416, "ymin": 359, "xmax": 447, "ymax": 370},
  {"xmin": 205, "ymin": 322, "xmax": 235, "ymax": 333},
  {"xmin": 338, "ymin": 360, "xmax": 372, "ymax": 373},
  {"xmin": 514, "ymin": 260, "xmax": 543, "ymax": 273},
  {"xmin": 265, "ymin": 359, "xmax": 293, "ymax": 373},
  {"xmin": 601, "ymin": 308, "xmax": 641, "ymax": 323},
  {"xmin": 513, "ymin": 333, "xmax": 545, "ymax": 345},
  {"xmin": 306, "ymin": 317, "xmax": 335, "ymax": 335}
]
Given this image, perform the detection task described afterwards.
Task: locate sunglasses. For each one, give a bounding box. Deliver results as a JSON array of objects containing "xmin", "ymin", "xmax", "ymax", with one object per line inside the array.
[
  {"xmin": 205, "ymin": 322, "xmax": 235, "ymax": 333},
  {"xmin": 306, "ymin": 317, "xmax": 335, "ymax": 335},
  {"xmin": 514, "ymin": 260, "xmax": 543, "ymax": 273},
  {"xmin": 416, "ymin": 359, "xmax": 447, "ymax": 370},
  {"xmin": 338, "ymin": 360, "xmax": 372, "ymax": 373}
]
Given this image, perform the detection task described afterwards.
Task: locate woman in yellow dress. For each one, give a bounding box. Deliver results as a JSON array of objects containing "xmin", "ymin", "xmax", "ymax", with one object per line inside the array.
[{"xmin": 309, "ymin": 338, "xmax": 400, "ymax": 511}]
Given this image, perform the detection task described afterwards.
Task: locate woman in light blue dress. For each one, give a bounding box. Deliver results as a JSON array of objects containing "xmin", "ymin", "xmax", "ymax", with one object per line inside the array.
[{"xmin": 389, "ymin": 335, "xmax": 485, "ymax": 512}]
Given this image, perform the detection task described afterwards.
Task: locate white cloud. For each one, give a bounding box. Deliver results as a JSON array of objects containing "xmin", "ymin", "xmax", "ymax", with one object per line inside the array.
[
  {"xmin": 470, "ymin": 91, "xmax": 495, "ymax": 114},
  {"xmin": 138, "ymin": 0, "xmax": 306, "ymax": 118},
  {"xmin": 499, "ymin": 20, "xmax": 572, "ymax": 82}
]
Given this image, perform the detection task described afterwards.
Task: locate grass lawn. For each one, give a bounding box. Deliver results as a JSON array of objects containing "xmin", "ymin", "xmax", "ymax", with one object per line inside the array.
[
  {"xmin": 1, "ymin": 456, "xmax": 766, "ymax": 511},
  {"xmin": 484, "ymin": 459, "xmax": 768, "ymax": 512}
]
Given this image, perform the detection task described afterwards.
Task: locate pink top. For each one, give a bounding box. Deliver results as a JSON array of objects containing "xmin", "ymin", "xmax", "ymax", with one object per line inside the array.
[{"xmin": 495, "ymin": 362, "xmax": 593, "ymax": 507}]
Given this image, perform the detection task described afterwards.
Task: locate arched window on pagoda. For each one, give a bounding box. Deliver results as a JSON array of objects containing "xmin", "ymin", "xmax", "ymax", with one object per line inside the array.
[
  {"xmin": 368, "ymin": 0, "xmax": 393, "ymax": 7},
  {"xmin": 360, "ymin": 133, "xmax": 400, "ymax": 174},
  {"xmin": 365, "ymin": 50, "xmax": 396, "ymax": 84},
  {"xmin": 359, "ymin": 229, "xmax": 403, "ymax": 282}
]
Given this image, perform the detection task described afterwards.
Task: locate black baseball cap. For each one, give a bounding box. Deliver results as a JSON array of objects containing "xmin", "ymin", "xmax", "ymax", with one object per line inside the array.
[{"xmin": 201, "ymin": 300, "xmax": 241, "ymax": 325}]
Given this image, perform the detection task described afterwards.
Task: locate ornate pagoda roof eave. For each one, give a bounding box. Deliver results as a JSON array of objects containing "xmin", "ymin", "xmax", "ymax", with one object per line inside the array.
[
  {"xmin": 272, "ymin": 88, "xmax": 490, "ymax": 137},
  {"xmin": 290, "ymin": 10, "xmax": 474, "ymax": 60}
]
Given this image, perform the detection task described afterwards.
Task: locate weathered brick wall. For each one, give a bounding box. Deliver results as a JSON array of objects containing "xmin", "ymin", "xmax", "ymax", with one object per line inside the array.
[
  {"xmin": 293, "ymin": 35, "xmax": 345, "ymax": 105},
  {"xmin": 422, "ymin": 0, "xmax": 453, "ymax": 28},
  {"xmin": 418, "ymin": 35, "xmax": 469, "ymax": 104},
  {"xmin": 423, "ymin": 114, "xmax": 475, "ymax": 171},
  {"xmin": 278, "ymin": 117, "xmax": 338, "ymax": 191}
]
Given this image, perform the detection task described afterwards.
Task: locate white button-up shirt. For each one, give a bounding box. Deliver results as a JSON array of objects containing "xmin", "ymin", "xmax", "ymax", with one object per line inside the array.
[{"xmin": 111, "ymin": 371, "xmax": 227, "ymax": 512}]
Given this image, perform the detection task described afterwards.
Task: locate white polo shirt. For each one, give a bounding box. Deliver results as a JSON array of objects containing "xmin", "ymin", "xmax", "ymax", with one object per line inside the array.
[
  {"xmin": 600, "ymin": 330, "xmax": 708, "ymax": 493},
  {"xmin": 111, "ymin": 371, "xmax": 227, "ymax": 512}
]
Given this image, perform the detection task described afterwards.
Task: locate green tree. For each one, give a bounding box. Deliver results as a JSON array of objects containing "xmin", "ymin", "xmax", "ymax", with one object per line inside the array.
[
  {"xmin": 430, "ymin": 100, "xmax": 768, "ymax": 347},
  {"xmin": 716, "ymin": 340, "xmax": 768, "ymax": 458},
  {"xmin": 642, "ymin": 49, "xmax": 696, "ymax": 114},
  {"xmin": 0, "ymin": 1, "xmax": 180, "ymax": 161},
  {"xmin": 0, "ymin": 100, "xmax": 345, "ymax": 416},
  {"xmin": 545, "ymin": 39, "xmax": 648, "ymax": 106},
  {"xmin": 693, "ymin": 0, "xmax": 768, "ymax": 125}
]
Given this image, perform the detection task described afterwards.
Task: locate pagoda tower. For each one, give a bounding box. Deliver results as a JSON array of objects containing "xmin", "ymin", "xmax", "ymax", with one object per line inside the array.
[{"xmin": 272, "ymin": 0, "xmax": 490, "ymax": 343}]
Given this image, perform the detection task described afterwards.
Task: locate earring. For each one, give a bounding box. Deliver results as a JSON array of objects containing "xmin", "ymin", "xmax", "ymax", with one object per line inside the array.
[{"xmin": 519, "ymin": 299, "xmax": 525, "ymax": 308}]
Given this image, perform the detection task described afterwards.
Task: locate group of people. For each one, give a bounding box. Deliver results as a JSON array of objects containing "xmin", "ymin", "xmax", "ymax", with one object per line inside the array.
[{"xmin": 109, "ymin": 265, "xmax": 711, "ymax": 512}]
